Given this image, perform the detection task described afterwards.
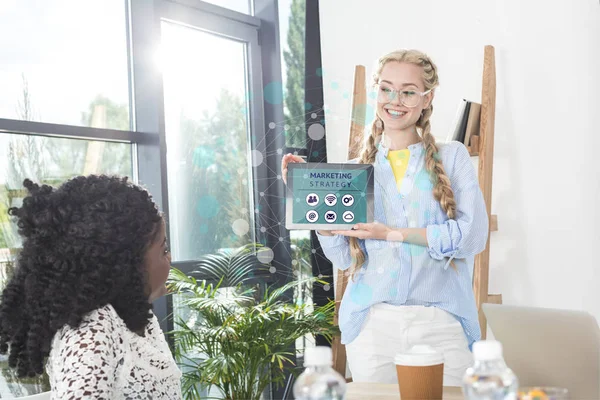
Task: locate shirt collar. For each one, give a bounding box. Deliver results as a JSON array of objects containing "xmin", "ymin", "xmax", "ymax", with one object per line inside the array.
[{"xmin": 376, "ymin": 139, "xmax": 423, "ymax": 161}]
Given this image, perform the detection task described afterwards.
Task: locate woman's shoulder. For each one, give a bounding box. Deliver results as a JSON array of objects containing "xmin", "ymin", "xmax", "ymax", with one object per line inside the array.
[
  {"xmin": 434, "ymin": 140, "xmax": 471, "ymax": 169},
  {"xmin": 436, "ymin": 140, "xmax": 469, "ymax": 158},
  {"xmin": 434, "ymin": 140, "xmax": 478, "ymax": 189},
  {"xmin": 48, "ymin": 305, "xmax": 129, "ymax": 377},
  {"xmin": 82, "ymin": 304, "xmax": 127, "ymax": 328},
  {"xmin": 55, "ymin": 304, "xmax": 127, "ymax": 343}
]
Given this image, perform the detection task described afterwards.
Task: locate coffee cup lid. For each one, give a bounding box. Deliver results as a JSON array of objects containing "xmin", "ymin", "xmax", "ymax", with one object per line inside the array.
[{"xmin": 394, "ymin": 345, "xmax": 444, "ymax": 366}]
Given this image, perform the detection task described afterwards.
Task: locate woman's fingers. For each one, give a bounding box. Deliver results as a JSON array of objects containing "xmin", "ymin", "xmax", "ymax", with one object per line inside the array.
[
  {"xmin": 281, "ymin": 154, "xmax": 306, "ymax": 185},
  {"xmin": 292, "ymin": 155, "xmax": 305, "ymax": 163},
  {"xmin": 282, "ymin": 156, "xmax": 303, "ymax": 166}
]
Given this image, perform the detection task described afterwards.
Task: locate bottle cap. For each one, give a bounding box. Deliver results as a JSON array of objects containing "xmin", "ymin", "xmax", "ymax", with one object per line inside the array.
[
  {"xmin": 472, "ymin": 340, "xmax": 503, "ymax": 361},
  {"xmin": 394, "ymin": 345, "xmax": 444, "ymax": 366},
  {"xmin": 304, "ymin": 346, "xmax": 333, "ymax": 367}
]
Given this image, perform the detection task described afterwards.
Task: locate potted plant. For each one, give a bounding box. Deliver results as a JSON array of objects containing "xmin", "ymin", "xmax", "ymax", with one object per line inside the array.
[{"xmin": 167, "ymin": 243, "xmax": 337, "ymax": 400}]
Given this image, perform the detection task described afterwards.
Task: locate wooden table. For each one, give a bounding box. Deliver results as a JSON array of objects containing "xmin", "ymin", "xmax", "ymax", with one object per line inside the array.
[{"xmin": 346, "ymin": 382, "xmax": 464, "ymax": 400}]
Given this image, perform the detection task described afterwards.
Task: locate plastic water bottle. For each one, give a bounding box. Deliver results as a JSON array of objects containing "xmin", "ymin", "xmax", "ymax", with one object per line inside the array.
[
  {"xmin": 463, "ymin": 340, "xmax": 519, "ymax": 400},
  {"xmin": 293, "ymin": 346, "xmax": 346, "ymax": 400}
]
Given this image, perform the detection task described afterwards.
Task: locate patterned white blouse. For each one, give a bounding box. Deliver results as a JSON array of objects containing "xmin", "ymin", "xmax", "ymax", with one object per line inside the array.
[{"xmin": 46, "ymin": 304, "xmax": 182, "ymax": 399}]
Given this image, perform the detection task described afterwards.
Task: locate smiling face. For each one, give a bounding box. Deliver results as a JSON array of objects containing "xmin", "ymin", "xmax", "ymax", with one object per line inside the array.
[{"xmin": 375, "ymin": 61, "xmax": 433, "ymax": 135}]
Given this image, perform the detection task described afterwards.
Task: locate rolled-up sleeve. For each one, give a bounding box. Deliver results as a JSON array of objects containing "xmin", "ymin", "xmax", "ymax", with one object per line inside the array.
[
  {"xmin": 315, "ymin": 231, "xmax": 354, "ymax": 271},
  {"xmin": 426, "ymin": 143, "xmax": 489, "ymax": 267}
]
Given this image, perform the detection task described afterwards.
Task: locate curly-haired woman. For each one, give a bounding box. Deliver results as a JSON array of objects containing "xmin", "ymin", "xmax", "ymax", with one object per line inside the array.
[{"xmin": 0, "ymin": 175, "xmax": 181, "ymax": 399}]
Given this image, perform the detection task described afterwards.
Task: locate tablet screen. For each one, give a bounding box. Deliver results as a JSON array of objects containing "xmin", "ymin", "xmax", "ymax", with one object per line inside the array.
[{"xmin": 285, "ymin": 162, "xmax": 374, "ymax": 230}]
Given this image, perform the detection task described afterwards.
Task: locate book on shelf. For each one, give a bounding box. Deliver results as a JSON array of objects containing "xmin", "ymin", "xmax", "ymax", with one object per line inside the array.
[
  {"xmin": 446, "ymin": 99, "xmax": 481, "ymax": 147},
  {"xmin": 446, "ymin": 99, "xmax": 467, "ymax": 142},
  {"xmin": 464, "ymin": 102, "xmax": 481, "ymax": 147}
]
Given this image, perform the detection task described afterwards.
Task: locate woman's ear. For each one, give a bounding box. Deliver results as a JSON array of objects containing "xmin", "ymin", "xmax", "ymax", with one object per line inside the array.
[{"xmin": 423, "ymin": 91, "xmax": 434, "ymax": 109}]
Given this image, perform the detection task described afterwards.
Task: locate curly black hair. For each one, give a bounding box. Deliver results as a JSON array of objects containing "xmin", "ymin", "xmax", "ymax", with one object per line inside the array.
[{"xmin": 0, "ymin": 175, "xmax": 163, "ymax": 377}]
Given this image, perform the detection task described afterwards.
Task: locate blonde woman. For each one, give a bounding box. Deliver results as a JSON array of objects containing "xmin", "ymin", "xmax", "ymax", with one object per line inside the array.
[{"xmin": 281, "ymin": 50, "xmax": 488, "ymax": 385}]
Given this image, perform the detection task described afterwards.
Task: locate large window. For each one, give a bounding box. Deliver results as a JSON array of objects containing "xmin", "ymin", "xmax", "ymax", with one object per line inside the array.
[
  {"xmin": 0, "ymin": 1, "xmax": 137, "ymax": 396},
  {"xmin": 0, "ymin": 0, "xmax": 323, "ymax": 398},
  {"xmin": 279, "ymin": 0, "xmax": 307, "ymax": 150},
  {"xmin": 0, "ymin": 134, "xmax": 132, "ymax": 254},
  {"xmin": 278, "ymin": 0, "xmax": 318, "ymax": 354},
  {"xmin": 157, "ymin": 3, "xmax": 270, "ymax": 396},
  {"xmin": 161, "ymin": 20, "xmax": 256, "ymax": 261},
  {"xmin": 0, "ymin": 0, "xmax": 130, "ymax": 129}
]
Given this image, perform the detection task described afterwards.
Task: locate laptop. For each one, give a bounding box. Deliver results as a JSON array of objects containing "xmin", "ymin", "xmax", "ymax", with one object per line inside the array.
[{"xmin": 482, "ymin": 303, "xmax": 600, "ymax": 400}]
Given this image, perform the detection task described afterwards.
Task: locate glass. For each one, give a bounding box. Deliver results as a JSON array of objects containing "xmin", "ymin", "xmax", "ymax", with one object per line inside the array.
[
  {"xmin": 289, "ymin": 230, "xmax": 315, "ymax": 353},
  {"xmin": 518, "ymin": 387, "xmax": 569, "ymax": 400},
  {"xmin": 0, "ymin": 354, "xmax": 50, "ymax": 398},
  {"xmin": 172, "ymin": 290, "xmax": 235, "ymax": 399},
  {"xmin": 0, "ymin": 0, "xmax": 130, "ymax": 129},
  {"xmin": 0, "ymin": 132, "xmax": 132, "ymax": 396},
  {"xmin": 279, "ymin": 0, "xmax": 307, "ymax": 149},
  {"xmin": 202, "ymin": 0, "xmax": 252, "ymax": 15},
  {"xmin": 160, "ymin": 21, "xmax": 255, "ymax": 261},
  {"xmin": 374, "ymin": 83, "xmax": 432, "ymax": 108},
  {"xmin": 0, "ymin": 133, "xmax": 133, "ymax": 259}
]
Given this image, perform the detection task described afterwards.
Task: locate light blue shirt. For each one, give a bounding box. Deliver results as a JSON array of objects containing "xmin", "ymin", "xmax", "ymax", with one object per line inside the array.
[{"xmin": 316, "ymin": 140, "xmax": 489, "ymax": 348}]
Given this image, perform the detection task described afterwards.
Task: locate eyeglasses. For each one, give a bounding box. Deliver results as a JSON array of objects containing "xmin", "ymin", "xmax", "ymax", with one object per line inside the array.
[{"xmin": 374, "ymin": 83, "xmax": 433, "ymax": 108}]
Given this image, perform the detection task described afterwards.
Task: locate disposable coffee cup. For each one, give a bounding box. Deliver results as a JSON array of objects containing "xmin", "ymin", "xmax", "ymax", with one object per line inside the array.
[{"xmin": 394, "ymin": 345, "xmax": 444, "ymax": 400}]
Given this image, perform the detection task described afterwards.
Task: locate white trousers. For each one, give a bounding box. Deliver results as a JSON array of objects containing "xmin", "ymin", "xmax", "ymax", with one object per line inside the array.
[{"xmin": 345, "ymin": 304, "xmax": 473, "ymax": 386}]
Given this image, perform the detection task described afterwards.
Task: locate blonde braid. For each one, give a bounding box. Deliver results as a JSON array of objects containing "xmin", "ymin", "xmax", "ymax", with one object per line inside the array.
[
  {"xmin": 419, "ymin": 105, "xmax": 456, "ymax": 219},
  {"xmin": 415, "ymin": 54, "xmax": 458, "ymax": 271},
  {"xmin": 347, "ymin": 117, "xmax": 382, "ymax": 280}
]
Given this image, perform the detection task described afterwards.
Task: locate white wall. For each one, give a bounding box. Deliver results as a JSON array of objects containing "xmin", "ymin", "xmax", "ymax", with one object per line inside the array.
[{"xmin": 319, "ymin": 0, "xmax": 600, "ymax": 322}]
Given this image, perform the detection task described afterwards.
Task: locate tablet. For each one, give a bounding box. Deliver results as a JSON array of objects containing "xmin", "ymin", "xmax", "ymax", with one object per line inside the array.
[{"xmin": 285, "ymin": 162, "xmax": 374, "ymax": 230}]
